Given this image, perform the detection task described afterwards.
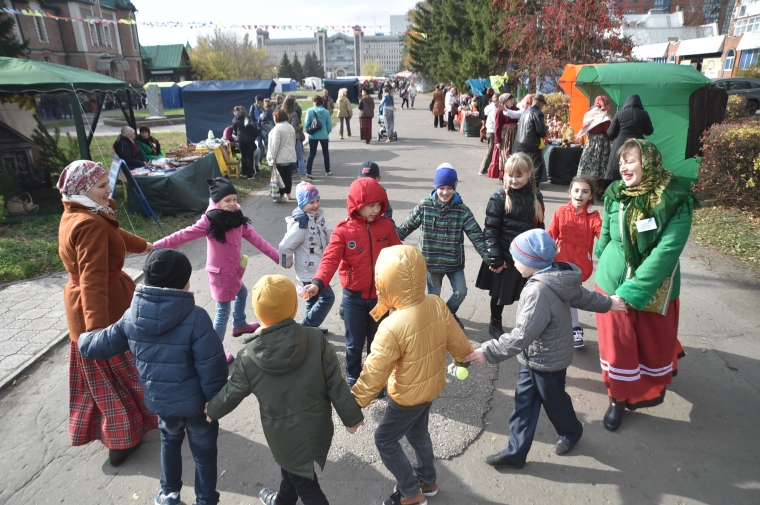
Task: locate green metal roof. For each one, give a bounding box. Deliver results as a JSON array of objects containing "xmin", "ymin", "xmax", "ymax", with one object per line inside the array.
[
  {"xmin": 141, "ymin": 45, "xmax": 189, "ymax": 70},
  {"xmin": 0, "ymin": 57, "xmax": 129, "ymax": 93}
]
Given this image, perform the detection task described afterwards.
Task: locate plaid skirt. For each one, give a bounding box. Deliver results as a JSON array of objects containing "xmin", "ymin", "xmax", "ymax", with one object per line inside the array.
[
  {"xmin": 69, "ymin": 340, "xmax": 157, "ymax": 449},
  {"xmin": 360, "ymin": 117, "xmax": 372, "ymax": 141}
]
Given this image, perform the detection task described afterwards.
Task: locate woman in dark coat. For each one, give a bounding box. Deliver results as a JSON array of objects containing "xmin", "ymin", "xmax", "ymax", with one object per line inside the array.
[
  {"xmin": 232, "ymin": 106, "xmax": 260, "ymax": 178},
  {"xmin": 358, "ymin": 88, "xmax": 375, "ymax": 144},
  {"xmin": 113, "ymin": 126, "xmax": 147, "ymax": 169},
  {"xmin": 604, "ymin": 94, "xmax": 653, "ymax": 185}
]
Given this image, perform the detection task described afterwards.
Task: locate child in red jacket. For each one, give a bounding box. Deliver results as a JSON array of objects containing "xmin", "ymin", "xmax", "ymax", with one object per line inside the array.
[
  {"xmin": 547, "ymin": 174, "xmax": 602, "ymax": 349},
  {"xmin": 303, "ymin": 177, "xmax": 401, "ymax": 387}
]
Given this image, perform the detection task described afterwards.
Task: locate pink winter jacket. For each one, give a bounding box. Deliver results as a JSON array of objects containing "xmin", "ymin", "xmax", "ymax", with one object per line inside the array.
[{"xmin": 153, "ymin": 199, "xmax": 279, "ymax": 302}]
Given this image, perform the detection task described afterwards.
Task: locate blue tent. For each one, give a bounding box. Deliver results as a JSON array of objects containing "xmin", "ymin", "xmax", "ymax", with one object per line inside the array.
[
  {"xmin": 182, "ymin": 80, "xmax": 276, "ymax": 141},
  {"xmin": 465, "ymin": 78, "xmax": 492, "ymax": 96},
  {"xmin": 324, "ymin": 78, "xmax": 359, "ymax": 104},
  {"xmin": 278, "ymin": 78, "xmax": 298, "ymax": 92},
  {"xmin": 146, "ymin": 82, "xmax": 182, "ymax": 109}
]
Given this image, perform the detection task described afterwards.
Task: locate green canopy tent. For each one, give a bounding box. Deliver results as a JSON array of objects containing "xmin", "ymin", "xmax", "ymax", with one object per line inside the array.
[
  {"xmin": 575, "ymin": 63, "xmax": 718, "ymax": 186},
  {"xmin": 0, "ymin": 57, "xmax": 136, "ymax": 160}
]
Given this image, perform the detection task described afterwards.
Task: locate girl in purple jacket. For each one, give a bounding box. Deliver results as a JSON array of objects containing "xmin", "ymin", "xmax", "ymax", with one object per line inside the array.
[{"xmin": 154, "ymin": 178, "xmax": 279, "ymax": 363}]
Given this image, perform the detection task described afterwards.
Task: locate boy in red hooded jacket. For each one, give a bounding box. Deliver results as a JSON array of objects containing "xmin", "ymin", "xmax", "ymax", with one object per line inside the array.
[{"xmin": 303, "ymin": 177, "xmax": 401, "ymax": 387}]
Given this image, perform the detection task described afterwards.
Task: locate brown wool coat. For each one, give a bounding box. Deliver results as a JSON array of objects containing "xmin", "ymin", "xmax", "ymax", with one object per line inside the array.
[
  {"xmin": 432, "ymin": 90, "xmax": 446, "ymax": 116},
  {"xmin": 59, "ymin": 200, "xmax": 147, "ymax": 341}
]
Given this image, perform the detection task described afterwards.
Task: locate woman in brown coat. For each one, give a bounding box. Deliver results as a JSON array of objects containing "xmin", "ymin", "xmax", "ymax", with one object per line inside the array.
[
  {"xmin": 432, "ymin": 84, "xmax": 446, "ymax": 128},
  {"xmin": 57, "ymin": 160, "xmax": 157, "ymax": 467}
]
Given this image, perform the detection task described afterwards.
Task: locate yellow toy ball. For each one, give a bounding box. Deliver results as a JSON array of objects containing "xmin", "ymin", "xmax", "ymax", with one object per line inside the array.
[{"xmin": 454, "ymin": 366, "xmax": 468, "ymax": 380}]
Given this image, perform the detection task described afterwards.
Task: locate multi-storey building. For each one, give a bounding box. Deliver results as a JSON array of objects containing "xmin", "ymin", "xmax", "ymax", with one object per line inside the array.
[
  {"xmin": 620, "ymin": 0, "xmax": 735, "ymax": 34},
  {"xmin": 4, "ymin": 0, "xmax": 144, "ymax": 84}
]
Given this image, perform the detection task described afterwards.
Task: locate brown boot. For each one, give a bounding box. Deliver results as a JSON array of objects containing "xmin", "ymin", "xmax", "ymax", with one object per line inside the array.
[{"xmin": 421, "ymin": 482, "xmax": 439, "ymax": 496}]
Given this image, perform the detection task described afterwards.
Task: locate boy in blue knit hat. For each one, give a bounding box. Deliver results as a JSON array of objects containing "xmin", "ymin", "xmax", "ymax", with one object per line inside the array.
[
  {"xmin": 397, "ymin": 162, "xmax": 488, "ymax": 328},
  {"xmin": 463, "ymin": 229, "xmax": 627, "ymax": 469},
  {"xmin": 278, "ymin": 181, "xmax": 334, "ymax": 331}
]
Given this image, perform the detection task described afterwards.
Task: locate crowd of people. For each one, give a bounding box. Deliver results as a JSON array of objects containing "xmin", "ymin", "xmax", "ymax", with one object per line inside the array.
[{"xmin": 58, "ymin": 83, "xmax": 693, "ymax": 505}]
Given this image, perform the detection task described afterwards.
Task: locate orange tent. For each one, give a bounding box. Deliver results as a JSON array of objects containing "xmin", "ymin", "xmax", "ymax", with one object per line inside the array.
[{"xmin": 558, "ymin": 64, "xmax": 590, "ymax": 135}]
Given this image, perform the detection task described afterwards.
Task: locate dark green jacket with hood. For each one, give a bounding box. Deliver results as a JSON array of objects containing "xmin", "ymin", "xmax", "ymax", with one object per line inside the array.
[{"xmin": 206, "ymin": 319, "xmax": 363, "ymax": 478}]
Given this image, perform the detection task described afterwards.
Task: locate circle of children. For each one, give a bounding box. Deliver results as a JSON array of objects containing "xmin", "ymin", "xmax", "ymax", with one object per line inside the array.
[{"xmin": 69, "ymin": 129, "xmax": 690, "ymax": 505}]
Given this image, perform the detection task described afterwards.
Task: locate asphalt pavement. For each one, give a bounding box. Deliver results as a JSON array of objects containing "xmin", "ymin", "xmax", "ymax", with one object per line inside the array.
[{"xmin": 1, "ymin": 101, "xmax": 759, "ymax": 505}]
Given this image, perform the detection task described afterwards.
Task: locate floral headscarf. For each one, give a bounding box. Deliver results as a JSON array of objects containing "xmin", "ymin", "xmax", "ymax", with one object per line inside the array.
[
  {"xmin": 57, "ymin": 160, "xmax": 114, "ymax": 216},
  {"xmin": 577, "ymin": 96, "xmax": 612, "ymax": 139},
  {"xmin": 606, "ymin": 139, "xmax": 694, "ymax": 275},
  {"xmin": 593, "ymin": 95, "xmax": 610, "ymax": 111}
]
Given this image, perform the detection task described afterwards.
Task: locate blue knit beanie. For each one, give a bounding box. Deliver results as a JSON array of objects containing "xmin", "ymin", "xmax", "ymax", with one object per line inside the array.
[
  {"xmin": 510, "ymin": 229, "xmax": 557, "ymax": 270},
  {"xmin": 296, "ymin": 181, "xmax": 320, "ymax": 209},
  {"xmin": 434, "ymin": 163, "xmax": 458, "ymax": 190}
]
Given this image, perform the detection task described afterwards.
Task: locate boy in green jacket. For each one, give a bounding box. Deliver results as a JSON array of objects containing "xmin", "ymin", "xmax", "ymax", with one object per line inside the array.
[
  {"xmin": 206, "ymin": 275, "xmax": 364, "ymax": 505},
  {"xmin": 396, "ymin": 163, "xmax": 488, "ymax": 328}
]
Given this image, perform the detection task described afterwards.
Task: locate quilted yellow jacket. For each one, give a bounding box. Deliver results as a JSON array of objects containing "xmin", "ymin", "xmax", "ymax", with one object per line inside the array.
[{"xmin": 352, "ymin": 245, "xmax": 474, "ymax": 408}]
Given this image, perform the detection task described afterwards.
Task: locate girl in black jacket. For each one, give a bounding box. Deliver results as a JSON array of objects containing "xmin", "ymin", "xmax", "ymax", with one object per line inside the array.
[{"xmin": 475, "ymin": 152, "xmax": 545, "ymax": 339}]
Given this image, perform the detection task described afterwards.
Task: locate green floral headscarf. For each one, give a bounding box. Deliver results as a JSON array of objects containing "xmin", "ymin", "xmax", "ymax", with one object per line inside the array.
[{"xmin": 604, "ymin": 139, "xmax": 695, "ymax": 276}]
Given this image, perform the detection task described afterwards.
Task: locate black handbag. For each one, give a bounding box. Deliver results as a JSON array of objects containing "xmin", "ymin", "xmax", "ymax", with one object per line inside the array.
[
  {"xmin": 429, "ymin": 99, "xmax": 434, "ymax": 111},
  {"xmin": 358, "ymin": 99, "xmax": 364, "ymax": 111},
  {"xmin": 306, "ymin": 111, "xmax": 323, "ymax": 135}
]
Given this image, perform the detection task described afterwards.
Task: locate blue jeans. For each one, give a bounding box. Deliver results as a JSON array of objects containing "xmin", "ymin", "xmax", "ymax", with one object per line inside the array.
[
  {"xmin": 306, "ymin": 139, "xmax": 330, "ymax": 174},
  {"xmin": 158, "ymin": 414, "xmax": 220, "ymax": 505},
  {"xmin": 302, "ymin": 284, "xmax": 334, "ymax": 328},
  {"xmin": 426, "ymin": 269, "xmax": 468, "ymax": 315},
  {"xmin": 375, "ymin": 400, "xmax": 436, "ymax": 498},
  {"xmin": 342, "ymin": 294, "xmax": 384, "ymax": 385},
  {"xmin": 295, "ymin": 139, "xmax": 306, "ymax": 176},
  {"xmin": 499, "ymin": 364, "xmax": 583, "ymax": 465},
  {"xmin": 213, "ymin": 283, "xmax": 248, "ymax": 341}
]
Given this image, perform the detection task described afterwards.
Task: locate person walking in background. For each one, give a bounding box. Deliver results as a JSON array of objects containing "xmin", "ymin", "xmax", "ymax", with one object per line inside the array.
[
  {"xmin": 267, "ymin": 109, "xmax": 297, "ymax": 203},
  {"xmin": 305, "ymin": 95, "xmax": 333, "ymax": 178},
  {"xmin": 57, "ymin": 160, "xmax": 157, "ymax": 468},
  {"xmin": 337, "ymin": 88, "xmax": 353, "ymax": 139},
  {"xmin": 283, "ymin": 95, "xmax": 306, "ymax": 181},
  {"xmin": 231, "ymin": 106, "xmax": 260, "ymax": 179},
  {"xmin": 400, "ymin": 85, "xmax": 409, "ymax": 110},
  {"xmin": 513, "ymin": 94, "xmax": 548, "ymax": 184},
  {"xmin": 322, "ymin": 89, "xmax": 335, "ymax": 116},
  {"xmin": 432, "ymin": 84, "xmax": 445, "ymax": 128},
  {"xmin": 359, "ymin": 88, "xmax": 375, "ymax": 144},
  {"xmin": 445, "ymin": 86, "xmax": 459, "ymax": 132},
  {"xmin": 379, "ymin": 87, "xmax": 396, "ymax": 143},
  {"xmin": 576, "ymin": 96, "xmax": 613, "ymax": 195},
  {"xmin": 602, "ymin": 94, "xmax": 654, "ymax": 191},
  {"xmin": 409, "ymin": 84, "xmax": 417, "ymax": 109}
]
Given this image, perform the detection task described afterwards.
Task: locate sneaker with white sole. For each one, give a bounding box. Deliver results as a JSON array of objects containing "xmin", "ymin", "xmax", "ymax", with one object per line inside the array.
[
  {"xmin": 573, "ymin": 327, "xmax": 585, "ymax": 348},
  {"xmin": 421, "ymin": 481, "xmax": 439, "ymax": 496},
  {"xmin": 154, "ymin": 490, "xmax": 180, "ymax": 505},
  {"xmin": 259, "ymin": 487, "xmax": 278, "ymax": 505}
]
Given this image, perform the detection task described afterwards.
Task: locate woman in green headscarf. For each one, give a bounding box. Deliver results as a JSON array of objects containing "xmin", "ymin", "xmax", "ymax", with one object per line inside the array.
[{"xmin": 594, "ymin": 138, "xmax": 696, "ymax": 432}]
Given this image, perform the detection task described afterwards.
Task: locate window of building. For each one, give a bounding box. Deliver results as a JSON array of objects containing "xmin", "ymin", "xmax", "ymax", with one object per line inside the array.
[
  {"xmin": 734, "ymin": 15, "xmax": 760, "ymax": 35},
  {"xmin": 724, "ymin": 49, "xmax": 735, "ymax": 70},
  {"xmin": 29, "ymin": 3, "xmax": 49, "ymax": 43},
  {"xmin": 740, "ymin": 49, "xmax": 759, "ymax": 69},
  {"xmin": 101, "ymin": 24, "xmax": 112, "ymax": 48},
  {"xmin": 626, "ymin": 9, "xmax": 636, "ymax": 13},
  {"xmin": 669, "ymin": 54, "xmax": 676, "ymax": 63},
  {"xmin": 130, "ymin": 14, "xmax": 139, "ymax": 50},
  {"xmin": 652, "ymin": 57, "xmax": 666, "ymax": 63},
  {"xmin": 89, "ymin": 22, "xmax": 100, "ymax": 46}
]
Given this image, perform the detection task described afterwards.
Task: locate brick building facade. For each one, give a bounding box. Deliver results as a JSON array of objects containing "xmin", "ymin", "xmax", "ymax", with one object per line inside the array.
[{"xmin": 5, "ymin": 0, "xmax": 144, "ymax": 85}]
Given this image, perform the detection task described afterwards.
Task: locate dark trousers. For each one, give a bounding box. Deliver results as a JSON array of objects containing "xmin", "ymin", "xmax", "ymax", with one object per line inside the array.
[
  {"xmin": 306, "ymin": 139, "xmax": 330, "ymax": 174},
  {"xmin": 433, "ymin": 115, "xmax": 444, "ymax": 128},
  {"xmin": 515, "ymin": 146, "xmax": 546, "ymax": 185},
  {"xmin": 158, "ymin": 414, "xmax": 220, "ymax": 505},
  {"xmin": 342, "ymin": 293, "xmax": 384, "ymax": 386},
  {"xmin": 401, "ymin": 98, "xmax": 409, "ymax": 109},
  {"xmin": 238, "ymin": 140, "xmax": 255, "ymax": 177},
  {"xmin": 375, "ymin": 400, "xmax": 436, "ymax": 498},
  {"xmin": 276, "ymin": 163, "xmax": 293, "ymax": 196},
  {"xmin": 447, "ymin": 111, "xmax": 457, "ymax": 131},
  {"xmin": 275, "ymin": 467, "xmax": 328, "ymax": 505},
  {"xmin": 339, "ymin": 117, "xmax": 351, "ymax": 136},
  {"xmin": 499, "ymin": 364, "xmax": 583, "ymax": 465},
  {"xmin": 490, "ymin": 297, "xmax": 504, "ymax": 320},
  {"xmin": 480, "ymin": 132, "xmax": 495, "ymax": 174}
]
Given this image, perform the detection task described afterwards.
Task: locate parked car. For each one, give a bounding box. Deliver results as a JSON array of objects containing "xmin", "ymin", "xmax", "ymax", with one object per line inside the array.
[{"xmin": 714, "ymin": 78, "xmax": 760, "ymax": 115}]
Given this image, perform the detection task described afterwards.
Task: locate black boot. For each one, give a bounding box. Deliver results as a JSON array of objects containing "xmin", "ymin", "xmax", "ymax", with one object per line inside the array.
[
  {"xmin": 108, "ymin": 439, "xmax": 142, "ymax": 467},
  {"xmin": 603, "ymin": 397, "xmax": 626, "ymax": 432},
  {"xmin": 488, "ymin": 317, "xmax": 504, "ymax": 339}
]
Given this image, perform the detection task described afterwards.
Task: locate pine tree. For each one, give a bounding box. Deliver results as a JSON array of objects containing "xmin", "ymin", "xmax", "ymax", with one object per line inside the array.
[
  {"xmin": 291, "ymin": 54, "xmax": 304, "ymax": 82},
  {"xmin": 311, "ymin": 51, "xmax": 326, "ymax": 79},
  {"xmin": 303, "ymin": 52, "xmax": 316, "ymax": 77},
  {"xmin": 0, "ymin": 13, "xmax": 27, "ymax": 57},
  {"xmin": 278, "ymin": 52, "xmax": 293, "ymax": 78}
]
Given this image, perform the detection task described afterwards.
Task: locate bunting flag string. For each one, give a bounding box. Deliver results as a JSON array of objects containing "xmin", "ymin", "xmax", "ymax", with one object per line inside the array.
[{"xmin": 0, "ymin": 8, "xmax": 425, "ymax": 36}]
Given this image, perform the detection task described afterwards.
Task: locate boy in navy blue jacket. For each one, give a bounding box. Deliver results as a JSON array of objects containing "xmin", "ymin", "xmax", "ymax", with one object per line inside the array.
[{"xmin": 79, "ymin": 249, "xmax": 228, "ymax": 505}]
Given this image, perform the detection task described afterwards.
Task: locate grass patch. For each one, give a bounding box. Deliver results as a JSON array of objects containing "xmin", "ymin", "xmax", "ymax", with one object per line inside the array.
[
  {"xmin": 0, "ymin": 161, "xmax": 270, "ymax": 283},
  {"xmin": 690, "ymin": 206, "xmax": 760, "ymax": 273}
]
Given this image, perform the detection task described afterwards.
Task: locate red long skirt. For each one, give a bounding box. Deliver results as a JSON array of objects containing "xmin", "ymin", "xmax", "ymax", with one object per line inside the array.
[
  {"xmin": 595, "ymin": 286, "xmax": 683, "ymax": 410},
  {"xmin": 488, "ymin": 124, "xmax": 517, "ymax": 179},
  {"xmin": 69, "ymin": 340, "xmax": 157, "ymax": 449},
  {"xmin": 359, "ymin": 117, "xmax": 372, "ymax": 141}
]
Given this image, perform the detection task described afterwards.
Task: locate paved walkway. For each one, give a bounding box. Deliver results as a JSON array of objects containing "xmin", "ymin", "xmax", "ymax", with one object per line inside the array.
[
  {"xmin": 0, "ymin": 256, "xmax": 146, "ymax": 388},
  {"xmin": 1, "ymin": 100, "xmax": 759, "ymax": 505}
]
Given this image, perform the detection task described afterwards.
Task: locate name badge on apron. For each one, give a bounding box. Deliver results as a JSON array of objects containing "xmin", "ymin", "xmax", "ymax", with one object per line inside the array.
[{"xmin": 635, "ymin": 218, "xmax": 657, "ymax": 233}]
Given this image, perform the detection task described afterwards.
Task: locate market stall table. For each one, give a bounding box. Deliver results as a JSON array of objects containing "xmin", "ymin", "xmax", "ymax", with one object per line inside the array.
[
  {"xmin": 541, "ymin": 145, "xmax": 583, "ymax": 186},
  {"xmin": 126, "ymin": 151, "xmax": 222, "ymax": 216},
  {"xmin": 456, "ymin": 110, "xmax": 481, "ymax": 136}
]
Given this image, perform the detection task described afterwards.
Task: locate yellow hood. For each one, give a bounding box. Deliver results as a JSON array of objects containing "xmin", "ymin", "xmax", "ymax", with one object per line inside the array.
[{"xmin": 370, "ymin": 245, "xmax": 427, "ymax": 321}]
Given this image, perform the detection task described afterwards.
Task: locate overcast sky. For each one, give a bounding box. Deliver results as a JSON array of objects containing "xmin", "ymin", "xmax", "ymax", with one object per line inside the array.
[{"xmin": 132, "ymin": 0, "xmax": 418, "ymax": 46}]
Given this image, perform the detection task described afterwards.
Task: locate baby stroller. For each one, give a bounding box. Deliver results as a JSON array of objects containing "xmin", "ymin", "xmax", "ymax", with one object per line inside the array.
[{"xmin": 377, "ymin": 112, "xmax": 398, "ymax": 141}]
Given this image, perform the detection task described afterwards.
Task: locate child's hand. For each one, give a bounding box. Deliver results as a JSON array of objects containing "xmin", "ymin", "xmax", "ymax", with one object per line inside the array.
[
  {"xmin": 463, "ymin": 349, "xmax": 487, "ymax": 365},
  {"xmin": 610, "ymin": 295, "xmax": 628, "ymax": 313},
  {"xmin": 144, "ymin": 242, "xmax": 154, "ymax": 253},
  {"xmin": 346, "ymin": 421, "xmax": 365, "ymax": 434},
  {"xmin": 489, "ymin": 262, "xmax": 506, "ymax": 273},
  {"xmin": 301, "ymin": 284, "xmax": 319, "ymax": 299}
]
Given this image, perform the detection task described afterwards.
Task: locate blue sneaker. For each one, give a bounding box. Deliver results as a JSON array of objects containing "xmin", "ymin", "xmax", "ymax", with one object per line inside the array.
[{"xmin": 155, "ymin": 490, "xmax": 180, "ymax": 505}]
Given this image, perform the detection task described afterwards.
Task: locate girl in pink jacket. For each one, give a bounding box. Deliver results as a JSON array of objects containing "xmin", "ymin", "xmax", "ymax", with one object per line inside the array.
[{"xmin": 153, "ymin": 178, "xmax": 279, "ymax": 363}]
